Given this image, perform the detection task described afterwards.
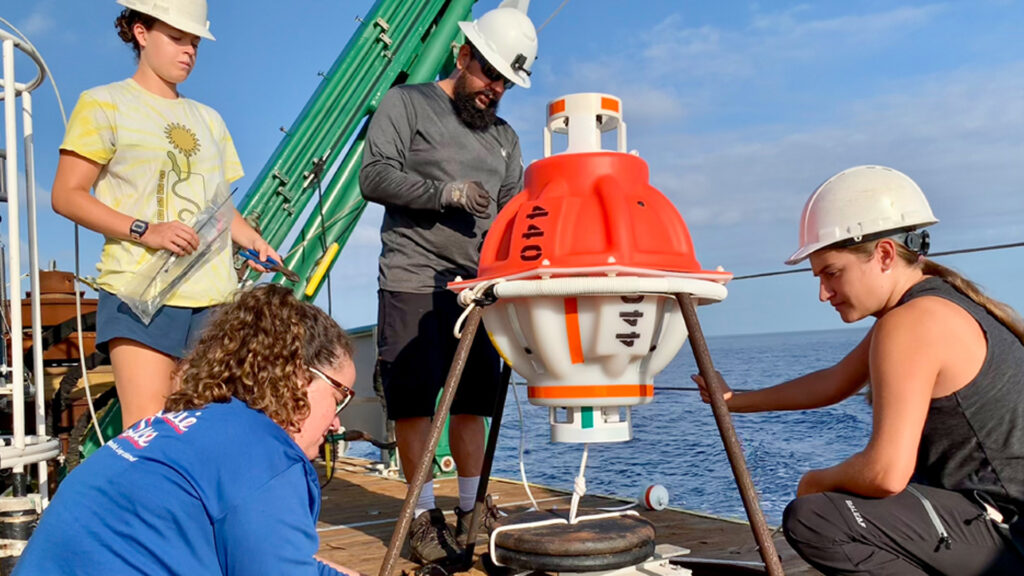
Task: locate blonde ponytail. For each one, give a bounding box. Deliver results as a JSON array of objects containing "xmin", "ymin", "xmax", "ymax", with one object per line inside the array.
[{"xmin": 918, "ymin": 257, "xmax": 1024, "ymax": 345}]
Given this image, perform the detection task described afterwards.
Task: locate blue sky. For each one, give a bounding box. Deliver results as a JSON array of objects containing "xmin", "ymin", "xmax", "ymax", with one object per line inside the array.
[{"xmin": 4, "ymin": 0, "xmax": 1024, "ymax": 336}]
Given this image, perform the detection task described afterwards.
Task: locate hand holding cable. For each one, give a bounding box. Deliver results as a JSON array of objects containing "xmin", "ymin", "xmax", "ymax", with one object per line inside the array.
[
  {"xmin": 442, "ymin": 180, "xmax": 491, "ymax": 218},
  {"xmin": 139, "ymin": 221, "xmax": 200, "ymax": 256},
  {"xmin": 691, "ymin": 370, "xmax": 733, "ymax": 406}
]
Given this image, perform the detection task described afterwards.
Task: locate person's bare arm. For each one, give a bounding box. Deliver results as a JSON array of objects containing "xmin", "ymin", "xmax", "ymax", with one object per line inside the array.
[
  {"xmin": 51, "ymin": 150, "xmax": 199, "ymax": 255},
  {"xmin": 694, "ymin": 328, "xmax": 872, "ymax": 413},
  {"xmin": 797, "ymin": 300, "xmax": 944, "ymax": 497}
]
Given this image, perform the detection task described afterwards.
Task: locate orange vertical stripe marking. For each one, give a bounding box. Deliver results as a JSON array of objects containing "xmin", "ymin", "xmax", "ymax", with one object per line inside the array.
[
  {"xmin": 549, "ymin": 99, "xmax": 566, "ymax": 116},
  {"xmin": 600, "ymin": 97, "xmax": 620, "ymax": 113},
  {"xmin": 565, "ymin": 297, "xmax": 584, "ymax": 364}
]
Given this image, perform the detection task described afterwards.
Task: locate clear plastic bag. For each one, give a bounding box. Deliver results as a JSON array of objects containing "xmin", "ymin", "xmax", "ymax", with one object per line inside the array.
[{"xmin": 119, "ymin": 183, "xmax": 234, "ymax": 324}]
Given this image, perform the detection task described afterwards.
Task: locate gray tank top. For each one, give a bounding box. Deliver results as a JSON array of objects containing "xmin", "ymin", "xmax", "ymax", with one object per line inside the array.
[{"xmin": 905, "ymin": 277, "xmax": 1024, "ymax": 510}]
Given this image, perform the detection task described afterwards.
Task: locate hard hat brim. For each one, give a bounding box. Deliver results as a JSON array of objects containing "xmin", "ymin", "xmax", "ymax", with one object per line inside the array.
[
  {"xmin": 785, "ymin": 219, "xmax": 939, "ymax": 266},
  {"xmin": 116, "ymin": 0, "xmax": 216, "ymax": 41}
]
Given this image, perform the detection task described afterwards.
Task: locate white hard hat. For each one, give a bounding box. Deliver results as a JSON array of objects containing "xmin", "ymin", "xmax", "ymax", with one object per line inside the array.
[
  {"xmin": 117, "ymin": 0, "xmax": 215, "ymax": 41},
  {"xmin": 786, "ymin": 165, "xmax": 938, "ymax": 265},
  {"xmin": 458, "ymin": 7, "xmax": 538, "ymax": 88}
]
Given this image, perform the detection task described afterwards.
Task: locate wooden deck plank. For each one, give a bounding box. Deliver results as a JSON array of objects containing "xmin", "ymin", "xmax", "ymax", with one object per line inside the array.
[{"xmin": 316, "ymin": 457, "xmax": 820, "ymax": 576}]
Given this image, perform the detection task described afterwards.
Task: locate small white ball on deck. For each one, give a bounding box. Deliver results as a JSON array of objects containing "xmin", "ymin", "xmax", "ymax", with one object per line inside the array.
[{"xmin": 642, "ymin": 484, "xmax": 669, "ymax": 510}]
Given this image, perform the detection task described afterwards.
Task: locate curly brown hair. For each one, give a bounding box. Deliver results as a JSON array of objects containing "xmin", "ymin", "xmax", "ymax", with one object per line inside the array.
[
  {"xmin": 114, "ymin": 8, "xmax": 157, "ymax": 59},
  {"xmin": 165, "ymin": 284, "xmax": 353, "ymax": 432}
]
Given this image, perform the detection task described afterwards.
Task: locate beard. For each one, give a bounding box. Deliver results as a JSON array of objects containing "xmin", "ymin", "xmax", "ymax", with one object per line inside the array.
[{"xmin": 452, "ymin": 73, "xmax": 500, "ymax": 130}]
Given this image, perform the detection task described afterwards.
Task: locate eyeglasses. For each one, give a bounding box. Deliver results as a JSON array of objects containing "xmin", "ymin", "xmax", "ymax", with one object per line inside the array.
[
  {"xmin": 309, "ymin": 367, "xmax": 354, "ymax": 416},
  {"xmin": 469, "ymin": 44, "xmax": 514, "ymax": 90}
]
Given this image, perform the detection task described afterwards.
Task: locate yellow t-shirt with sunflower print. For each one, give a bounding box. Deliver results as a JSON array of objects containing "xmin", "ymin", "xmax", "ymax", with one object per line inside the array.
[{"xmin": 61, "ymin": 79, "xmax": 243, "ymax": 308}]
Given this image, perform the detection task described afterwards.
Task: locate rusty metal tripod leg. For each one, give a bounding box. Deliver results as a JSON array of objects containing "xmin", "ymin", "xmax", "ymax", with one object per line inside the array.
[
  {"xmin": 460, "ymin": 362, "xmax": 513, "ymax": 567},
  {"xmin": 676, "ymin": 293, "xmax": 786, "ymax": 576},
  {"xmin": 379, "ymin": 306, "xmax": 484, "ymax": 576}
]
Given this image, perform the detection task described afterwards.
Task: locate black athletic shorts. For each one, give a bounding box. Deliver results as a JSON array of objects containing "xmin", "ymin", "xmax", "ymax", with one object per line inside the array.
[{"xmin": 376, "ymin": 289, "xmax": 501, "ymax": 420}]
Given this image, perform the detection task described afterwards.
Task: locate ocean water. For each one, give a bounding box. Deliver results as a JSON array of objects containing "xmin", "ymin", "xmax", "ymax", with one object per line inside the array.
[{"xmin": 486, "ymin": 327, "xmax": 873, "ymax": 525}]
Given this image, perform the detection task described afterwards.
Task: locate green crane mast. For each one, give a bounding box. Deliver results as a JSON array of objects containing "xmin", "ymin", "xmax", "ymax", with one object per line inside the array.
[{"xmin": 239, "ymin": 0, "xmax": 476, "ymax": 301}]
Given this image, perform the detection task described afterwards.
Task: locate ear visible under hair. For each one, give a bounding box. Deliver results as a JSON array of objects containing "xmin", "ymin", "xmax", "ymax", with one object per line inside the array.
[
  {"xmin": 875, "ymin": 238, "xmax": 898, "ymax": 270},
  {"xmin": 133, "ymin": 21, "xmax": 149, "ymax": 47}
]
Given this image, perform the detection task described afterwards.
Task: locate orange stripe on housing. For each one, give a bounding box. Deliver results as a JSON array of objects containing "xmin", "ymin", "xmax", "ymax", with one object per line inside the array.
[
  {"xmin": 528, "ymin": 384, "xmax": 654, "ymax": 400},
  {"xmin": 564, "ymin": 298, "xmax": 584, "ymax": 364},
  {"xmin": 600, "ymin": 97, "xmax": 620, "ymax": 113},
  {"xmin": 549, "ymin": 99, "xmax": 566, "ymax": 117}
]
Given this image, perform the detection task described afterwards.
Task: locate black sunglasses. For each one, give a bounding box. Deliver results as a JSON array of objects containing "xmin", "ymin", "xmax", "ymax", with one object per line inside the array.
[
  {"xmin": 309, "ymin": 368, "xmax": 355, "ymax": 416},
  {"xmin": 469, "ymin": 44, "xmax": 514, "ymax": 90}
]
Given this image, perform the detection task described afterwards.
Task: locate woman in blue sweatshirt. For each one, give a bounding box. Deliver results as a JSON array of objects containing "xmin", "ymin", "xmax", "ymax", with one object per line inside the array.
[{"xmin": 16, "ymin": 284, "xmax": 359, "ymax": 575}]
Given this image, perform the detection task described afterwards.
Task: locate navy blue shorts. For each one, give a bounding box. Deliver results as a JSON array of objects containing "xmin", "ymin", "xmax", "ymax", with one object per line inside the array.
[
  {"xmin": 96, "ymin": 290, "xmax": 216, "ymax": 359},
  {"xmin": 376, "ymin": 289, "xmax": 501, "ymax": 420}
]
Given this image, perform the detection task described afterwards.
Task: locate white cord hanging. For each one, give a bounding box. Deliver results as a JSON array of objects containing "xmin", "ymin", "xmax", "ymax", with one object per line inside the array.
[{"xmin": 510, "ymin": 378, "xmax": 542, "ymax": 512}]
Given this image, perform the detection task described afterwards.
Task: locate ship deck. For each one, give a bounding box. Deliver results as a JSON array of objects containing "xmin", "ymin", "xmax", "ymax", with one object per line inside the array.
[{"xmin": 315, "ymin": 457, "xmax": 821, "ymax": 576}]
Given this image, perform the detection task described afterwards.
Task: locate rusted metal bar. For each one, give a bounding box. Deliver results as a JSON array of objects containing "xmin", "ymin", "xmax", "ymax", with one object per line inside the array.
[
  {"xmin": 676, "ymin": 293, "xmax": 785, "ymax": 576},
  {"xmin": 378, "ymin": 306, "xmax": 484, "ymax": 576},
  {"xmin": 460, "ymin": 363, "xmax": 513, "ymax": 567}
]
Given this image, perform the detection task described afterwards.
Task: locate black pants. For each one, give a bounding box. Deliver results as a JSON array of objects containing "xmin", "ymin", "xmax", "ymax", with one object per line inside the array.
[{"xmin": 783, "ymin": 484, "xmax": 1024, "ymax": 575}]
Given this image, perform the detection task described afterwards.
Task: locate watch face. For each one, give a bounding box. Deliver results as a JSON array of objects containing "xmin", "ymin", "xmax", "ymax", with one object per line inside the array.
[{"xmin": 131, "ymin": 220, "xmax": 148, "ymax": 239}]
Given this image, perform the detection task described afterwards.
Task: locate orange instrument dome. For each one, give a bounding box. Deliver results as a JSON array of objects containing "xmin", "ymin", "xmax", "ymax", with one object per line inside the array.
[
  {"xmin": 475, "ymin": 150, "xmax": 727, "ymax": 282},
  {"xmin": 459, "ymin": 92, "xmax": 729, "ymax": 284},
  {"xmin": 449, "ymin": 93, "xmax": 730, "ymax": 444}
]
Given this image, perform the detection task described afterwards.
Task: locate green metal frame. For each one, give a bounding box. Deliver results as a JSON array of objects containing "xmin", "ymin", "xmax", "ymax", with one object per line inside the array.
[{"xmin": 240, "ymin": 0, "xmax": 475, "ymax": 301}]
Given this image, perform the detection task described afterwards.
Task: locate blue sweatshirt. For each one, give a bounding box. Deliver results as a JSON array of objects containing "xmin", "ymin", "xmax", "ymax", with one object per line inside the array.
[{"xmin": 15, "ymin": 399, "xmax": 344, "ymax": 575}]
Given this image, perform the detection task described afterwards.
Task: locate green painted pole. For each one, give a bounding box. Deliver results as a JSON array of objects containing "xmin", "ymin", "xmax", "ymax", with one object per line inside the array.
[{"xmin": 284, "ymin": 0, "xmax": 475, "ymax": 299}]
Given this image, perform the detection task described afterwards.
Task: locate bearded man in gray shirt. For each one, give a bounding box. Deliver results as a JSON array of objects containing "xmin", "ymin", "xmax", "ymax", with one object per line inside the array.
[{"xmin": 359, "ymin": 5, "xmax": 538, "ymax": 568}]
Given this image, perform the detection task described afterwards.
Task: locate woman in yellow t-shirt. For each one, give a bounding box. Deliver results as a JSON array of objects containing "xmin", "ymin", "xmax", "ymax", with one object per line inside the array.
[{"xmin": 52, "ymin": 0, "xmax": 277, "ymax": 430}]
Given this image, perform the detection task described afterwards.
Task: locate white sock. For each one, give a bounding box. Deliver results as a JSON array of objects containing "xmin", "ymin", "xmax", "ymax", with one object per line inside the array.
[
  {"xmin": 414, "ymin": 481, "xmax": 435, "ymax": 518},
  {"xmin": 458, "ymin": 476, "xmax": 480, "ymax": 512}
]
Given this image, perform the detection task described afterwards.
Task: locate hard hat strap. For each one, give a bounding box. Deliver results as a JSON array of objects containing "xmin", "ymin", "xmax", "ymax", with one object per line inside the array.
[{"xmin": 831, "ymin": 228, "xmax": 932, "ymax": 256}]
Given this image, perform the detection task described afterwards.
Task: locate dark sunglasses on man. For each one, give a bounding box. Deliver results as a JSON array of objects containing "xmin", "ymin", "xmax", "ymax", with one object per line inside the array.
[
  {"xmin": 469, "ymin": 44, "xmax": 515, "ymax": 90},
  {"xmin": 309, "ymin": 367, "xmax": 355, "ymax": 416}
]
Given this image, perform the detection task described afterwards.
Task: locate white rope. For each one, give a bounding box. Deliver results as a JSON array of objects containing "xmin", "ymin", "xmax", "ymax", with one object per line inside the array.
[
  {"xmin": 510, "ymin": 376, "xmax": 541, "ymax": 511},
  {"xmin": 453, "ymin": 278, "xmax": 504, "ymax": 338},
  {"xmin": 568, "ymin": 443, "xmax": 589, "ymax": 524},
  {"xmin": 488, "ymin": 510, "xmax": 640, "ymax": 567}
]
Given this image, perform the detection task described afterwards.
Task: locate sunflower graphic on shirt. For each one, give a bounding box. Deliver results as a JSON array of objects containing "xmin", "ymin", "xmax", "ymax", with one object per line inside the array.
[{"xmin": 162, "ymin": 122, "xmax": 207, "ymax": 222}]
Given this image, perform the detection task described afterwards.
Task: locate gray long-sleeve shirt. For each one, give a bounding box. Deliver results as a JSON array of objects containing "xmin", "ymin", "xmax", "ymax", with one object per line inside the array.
[{"xmin": 359, "ymin": 82, "xmax": 524, "ymax": 293}]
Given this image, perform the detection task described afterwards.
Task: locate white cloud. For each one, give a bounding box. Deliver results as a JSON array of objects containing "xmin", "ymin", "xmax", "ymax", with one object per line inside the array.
[{"xmin": 14, "ymin": 5, "xmax": 56, "ymax": 38}]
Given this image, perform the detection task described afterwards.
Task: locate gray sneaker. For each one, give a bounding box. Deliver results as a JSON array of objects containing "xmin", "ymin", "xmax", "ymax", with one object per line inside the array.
[
  {"xmin": 409, "ymin": 508, "xmax": 463, "ymax": 565},
  {"xmin": 454, "ymin": 494, "xmax": 504, "ymax": 547}
]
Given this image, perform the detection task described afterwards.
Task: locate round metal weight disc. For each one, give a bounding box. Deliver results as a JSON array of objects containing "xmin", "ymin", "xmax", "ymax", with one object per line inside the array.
[
  {"xmin": 492, "ymin": 509, "xmax": 656, "ymax": 556},
  {"xmin": 493, "ymin": 541, "xmax": 655, "ymax": 572}
]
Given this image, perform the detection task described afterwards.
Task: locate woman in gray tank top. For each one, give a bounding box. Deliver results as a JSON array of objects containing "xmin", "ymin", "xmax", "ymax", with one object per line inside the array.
[{"xmin": 694, "ymin": 165, "xmax": 1024, "ymax": 575}]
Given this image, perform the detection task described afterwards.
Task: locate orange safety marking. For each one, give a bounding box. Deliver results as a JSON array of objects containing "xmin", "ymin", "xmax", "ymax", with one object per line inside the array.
[
  {"xmin": 549, "ymin": 99, "xmax": 566, "ymax": 117},
  {"xmin": 528, "ymin": 384, "xmax": 654, "ymax": 400},
  {"xmin": 564, "ymin": 297, "xmax": 584, "ymax": 364},
  {"xmin": 600, "ymin": 97, "xmax": 620, "ymax": 113}
]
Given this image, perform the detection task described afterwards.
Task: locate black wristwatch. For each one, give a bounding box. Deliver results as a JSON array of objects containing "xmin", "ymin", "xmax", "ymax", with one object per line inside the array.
[{"xmin": 129, "ymin": 219, "xmax": 150, "ymax": 241}]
